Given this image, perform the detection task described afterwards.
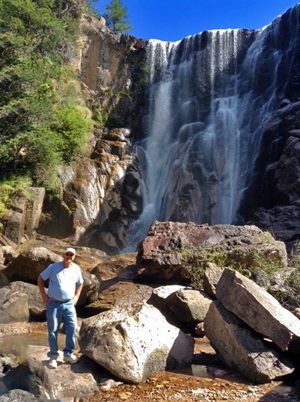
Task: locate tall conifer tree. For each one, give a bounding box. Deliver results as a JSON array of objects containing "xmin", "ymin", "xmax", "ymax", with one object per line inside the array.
[{"xmin": 102, "ymin": 0, "xmax": 133, "ymax": 33}]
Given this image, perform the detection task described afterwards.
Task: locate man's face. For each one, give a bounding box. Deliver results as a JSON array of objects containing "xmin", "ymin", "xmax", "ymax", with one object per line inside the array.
[{"xmin": 64, "ymin": 252, "xmax": 75, "ymax": 266}]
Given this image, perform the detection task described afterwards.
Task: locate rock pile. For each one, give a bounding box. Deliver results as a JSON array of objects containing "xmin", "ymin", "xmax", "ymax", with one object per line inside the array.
[{"xmin": 0, "ymin": 222, "xmax": 299, "ymax": 399}]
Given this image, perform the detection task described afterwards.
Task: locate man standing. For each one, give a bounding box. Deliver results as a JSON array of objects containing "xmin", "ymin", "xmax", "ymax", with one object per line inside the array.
[{"xmin": 38, "ymin": 247, "xmax": 83, "ymax": 369}]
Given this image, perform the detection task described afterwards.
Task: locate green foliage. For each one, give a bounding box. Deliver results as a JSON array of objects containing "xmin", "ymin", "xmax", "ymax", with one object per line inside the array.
[
  {"xmin": 181, "ymin": 248, "xmax": 206, "ymax": 288},
  {"xmin": 87, "ymin": 0, "xmax": 101, "ymax": 16},
  {"xmin": 0, "ymin": 0, "xmax": 92, "ymax": 193},
  {"xmin": 0, "ymin": 175, "xmax": 32, "ymax": 219},
  {"xmin": 51, "ymin": 106, "xmax": 92, "ymax": 163},
  {"xmin": 101, "ymin": 0, "xmax": 133, "ymax": 33},
  {"xmin": 182, "ymin": 243, "xmax": 283, "ymax": 289}
]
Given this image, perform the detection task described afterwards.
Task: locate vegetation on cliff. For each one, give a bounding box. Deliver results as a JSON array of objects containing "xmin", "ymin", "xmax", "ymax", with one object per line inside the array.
[
  {"xmin": 0, "ymin": 0, "xmax": 93, "ymax": 205},
  {"xmin": 101, "ymin": 0, "xmax": 133, "ymax": 33}
]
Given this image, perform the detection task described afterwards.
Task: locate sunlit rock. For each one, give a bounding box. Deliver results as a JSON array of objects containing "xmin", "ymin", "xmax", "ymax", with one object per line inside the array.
[
  {"xmin": 205, "ymin": 301, "xmax": 295, "ymax": 383},
  {"xmin": 79, "ymin": 303, "xmax": 194, "ymax": 383},
  {"xmin": 216, "ymin": 268, "xmax": 300, "ymax": 354}
]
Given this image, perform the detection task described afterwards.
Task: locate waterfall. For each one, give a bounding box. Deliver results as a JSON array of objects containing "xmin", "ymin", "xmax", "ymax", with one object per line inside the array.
[{"xmin": 129, "ymin": 4, "xmax": 300, "ymax": 245}]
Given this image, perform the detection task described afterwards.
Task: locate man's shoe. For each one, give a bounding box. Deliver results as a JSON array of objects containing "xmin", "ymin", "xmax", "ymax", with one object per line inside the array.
[
  {"xmin": 48, "ymin": 358, "xmax": 57, "ymax": 369},
  {"xmin": 63, "ymin": 354, "xmax": 78, "ymax": 364}
]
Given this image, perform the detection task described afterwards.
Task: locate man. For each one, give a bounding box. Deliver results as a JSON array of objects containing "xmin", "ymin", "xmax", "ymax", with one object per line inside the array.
[{"xmin": 38, "ymin": 247, "xmax": 83, "ymax": 369}]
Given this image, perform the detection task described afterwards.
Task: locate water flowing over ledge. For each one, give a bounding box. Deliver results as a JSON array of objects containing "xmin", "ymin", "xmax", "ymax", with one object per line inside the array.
[{"xmin": 129, "ymin": 4, "xmax": 300, "ymax": 245}]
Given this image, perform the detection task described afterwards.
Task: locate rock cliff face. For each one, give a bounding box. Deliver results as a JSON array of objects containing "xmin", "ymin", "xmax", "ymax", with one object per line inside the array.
[
  {"xmin": 3, "ymin": 7, "xmax": 300, "ymax": 254},
  {"xmin": 35, "ymin": 15, "xmax": 148, "ymax": 255}
]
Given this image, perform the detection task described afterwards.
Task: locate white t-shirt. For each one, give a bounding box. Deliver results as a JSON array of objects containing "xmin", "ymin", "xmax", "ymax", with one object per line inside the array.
[{"xmin": 40, "ymin": 261, "xmax": 83, "ymax": 301}]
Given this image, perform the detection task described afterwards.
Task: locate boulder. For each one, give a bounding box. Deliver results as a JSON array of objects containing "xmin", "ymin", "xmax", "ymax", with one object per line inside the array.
[
  {"xmin": 0, "ymin": 289, "xmax": 29, "ymax": 324},
  {"xmin": 203, "ymin": 262, "xmax": 224, "ymax": 297},
  {"xmin": 3, "ymin": 247, "xmax": 61, "ymax": 284},
  {"xmin": 8, "ymin": 282, "xmax": 45, "ymax": 320},
  {"xmin": 21, "ymin": 346, "xmax": 99, "ymax": 400},
  {"xmin": 20, "ymin": 238, "xmax": 108, "ymax": 271},
  {"xmin": 147, "ymin": 285, "xmax": 186, "ymax": 326},
  {"xmin": 0, "ymin": 389, "xmax": 37, "ymax": 401},
  {"xmin": 1, "ymin": 211, "xmax": 24, "ymax": 246},
  {"xmin": 204, "ymin": 301, "xmax": 295, "ymax": 383},
  {"xmin": 165, "ymin": 288, "xmax": 213, "ymax": 329},
  {"xmin": 136, "ymin": 221, "xmax": 287, "ymax": 284},
  {"xmin": 2, "ymin": 187, "xmax": 45, "ymax": 245},
  {"xmin": 0, "ymin": 246, "xmax": 18, "ymax": 266},
  {"xmin": 78, "ymin": 270, "xmax": 100, "ymax": 307},
  {"xmin": 79, "ymin": 303, "xmax": 194, "ymax": 383},
  {"xmin": 91, "ymin": 252, "xmax": 137, "ymax": 291},
  {"xmin": 216, "ymin": 269, "xmax": 300, "ymax": 354},
  {"xmin": 84, "ymin": 282, "xmax": 153, "ymax": 316}
]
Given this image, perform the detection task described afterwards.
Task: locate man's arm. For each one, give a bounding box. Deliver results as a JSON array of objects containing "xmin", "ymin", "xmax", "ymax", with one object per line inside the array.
[
  {"xmin": 73, "ymin": 283, "xmax": 83, "ymax": 306},
  {"xmin": 37, "ymin": 275, "xmax": 50, "ymax": 305}
]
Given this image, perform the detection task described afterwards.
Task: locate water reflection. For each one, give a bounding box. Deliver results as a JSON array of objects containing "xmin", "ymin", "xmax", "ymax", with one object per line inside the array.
[{"xmin": 0, "ymin": 324, "xmax": 78, "ymax": 361}]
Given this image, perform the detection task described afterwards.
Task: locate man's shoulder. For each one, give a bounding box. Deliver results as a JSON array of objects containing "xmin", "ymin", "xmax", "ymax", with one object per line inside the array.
[{"xmin": 48, "ymin": 261, "xmax": 63, "ymax": 271}]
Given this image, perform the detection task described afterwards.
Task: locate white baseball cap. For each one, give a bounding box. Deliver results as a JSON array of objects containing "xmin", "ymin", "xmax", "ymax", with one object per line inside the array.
[{"xmin": 65, "ymin": 247, "xmax": 76, "ymax": 255}]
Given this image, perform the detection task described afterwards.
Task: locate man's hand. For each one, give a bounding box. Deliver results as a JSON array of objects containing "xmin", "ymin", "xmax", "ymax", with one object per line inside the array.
[
  {"xmin": 37, "ymin": 275, "xmax": 49, "ymax": 305},
  {"xmin": 42, "ymin": 294, "xmax": 50, "ymax": 305},
  {"xmin": 73, "ymin": 284, "xmax": 83, "ymax": 306}
]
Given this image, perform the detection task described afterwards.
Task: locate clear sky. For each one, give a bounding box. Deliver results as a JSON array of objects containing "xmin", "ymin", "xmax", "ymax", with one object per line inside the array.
[{"xmin": 96, "ymin": 0, "xmax": 300, "ymax": 42}]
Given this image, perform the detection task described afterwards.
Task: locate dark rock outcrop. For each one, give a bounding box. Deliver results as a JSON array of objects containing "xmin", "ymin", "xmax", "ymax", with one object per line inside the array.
[{"xmin": 136, "ymin": 221, "xmax": 287, "ymax": 284}]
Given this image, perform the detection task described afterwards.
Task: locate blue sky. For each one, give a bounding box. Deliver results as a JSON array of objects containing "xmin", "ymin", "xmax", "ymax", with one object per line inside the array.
[{"xmin": 96, "ymin": 0, "xmax": 299, "ymax": 42}]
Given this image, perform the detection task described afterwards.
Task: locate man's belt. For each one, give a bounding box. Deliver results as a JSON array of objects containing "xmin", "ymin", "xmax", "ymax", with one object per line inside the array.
[{"xmin": 49, "ymin": 298, "xmax": 72, "ymax": 303}]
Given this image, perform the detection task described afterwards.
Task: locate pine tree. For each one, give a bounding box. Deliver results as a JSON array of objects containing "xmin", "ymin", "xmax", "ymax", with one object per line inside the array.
[{"xmin": 102, "ymin": 0, "xmax": 133, "ymax": 33}]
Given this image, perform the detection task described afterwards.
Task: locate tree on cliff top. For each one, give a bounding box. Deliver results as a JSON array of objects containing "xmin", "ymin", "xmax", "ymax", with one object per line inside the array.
[{"xmin": 102, "ymin": 0, "xmax": 133, "ymax": 33}]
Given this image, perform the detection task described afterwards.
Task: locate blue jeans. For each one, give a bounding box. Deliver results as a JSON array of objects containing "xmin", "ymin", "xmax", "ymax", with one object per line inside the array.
[{"xmin": 46, "ymin": 300, "xmax": 77, "ymax": 358}]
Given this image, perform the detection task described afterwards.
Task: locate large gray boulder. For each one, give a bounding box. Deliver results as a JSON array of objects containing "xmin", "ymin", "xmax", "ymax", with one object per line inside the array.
[
  {"xmin": 0, "ymin": 289, "xmax": 29, "ymax": 324},
  {"xmin": 8, "ymin": 281, "xmax": 45, "ymax": 320},
  {"xmin": 79, "ymin": 303, "xmax": 194, "ymax": 383},
  {"xmin": 166, "ymin": 288, "xmax": 213, "ymax": 329},
  {"xmin": 3, "ymin": 247, "xmax": 61, "ymax": 284},
  {"xmin": 22, "ymin": 346, "xmax": 99, "ymax": 400},
  {"xmin": 216, "ymin": 268, "xmax": 300, "ymax": 353},
  {"xmin": 204, "ymin": 301, "xmax": 295, "ymax": 383}
]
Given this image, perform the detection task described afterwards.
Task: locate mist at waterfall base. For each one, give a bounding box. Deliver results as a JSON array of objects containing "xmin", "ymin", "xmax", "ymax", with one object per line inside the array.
[{"xmin": 124, "ymin": 4, "xmax": 300, "ymax": 251}]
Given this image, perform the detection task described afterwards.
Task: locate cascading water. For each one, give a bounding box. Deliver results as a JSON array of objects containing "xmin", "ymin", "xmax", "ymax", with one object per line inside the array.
[{"xmin": 128, "ymin": 4, "xmax": 300, "ymax": 246}]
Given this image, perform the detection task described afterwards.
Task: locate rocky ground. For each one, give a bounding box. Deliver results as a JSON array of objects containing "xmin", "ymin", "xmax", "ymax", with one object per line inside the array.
[
  {"xmin": 88, "ymin": 338, "xmax": 300, "ymax": 402},
  {"xmin": 90, "ymin": 373, "xmax": 300, "ymax": 402},
  {"xmin": 1, "ymin": 323, "xmax": 300, "ymax": 401}
]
